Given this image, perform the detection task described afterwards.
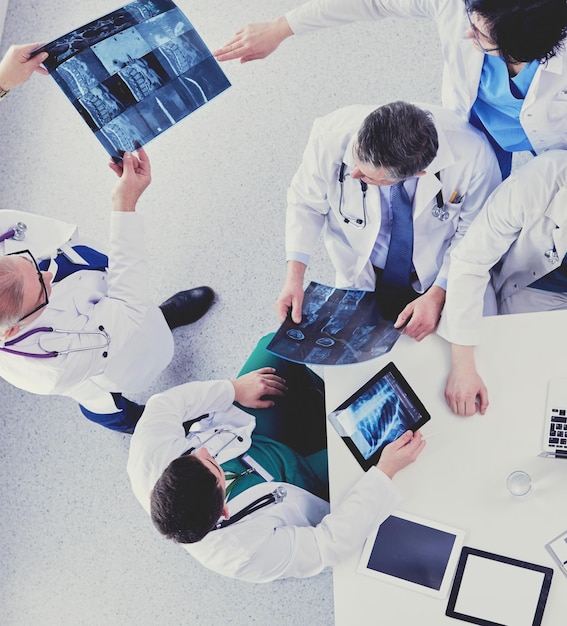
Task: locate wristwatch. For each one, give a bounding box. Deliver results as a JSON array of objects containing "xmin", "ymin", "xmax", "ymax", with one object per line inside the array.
[{"xmin": 0, "ymin": 85, "xmax": 9, "ymax": 99}]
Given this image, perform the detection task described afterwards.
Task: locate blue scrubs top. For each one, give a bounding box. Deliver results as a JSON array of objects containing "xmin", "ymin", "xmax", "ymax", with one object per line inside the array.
[{"xmin": 470, "ymin": 56, "xmax": 539, "ymax": 177}]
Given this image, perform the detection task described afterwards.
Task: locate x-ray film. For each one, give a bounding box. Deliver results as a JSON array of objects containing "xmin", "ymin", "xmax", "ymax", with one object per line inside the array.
[
  {"xmin": 328, "ymin": 362, "xmax": 430, "ymax": 470},
  {"xmin": 267, "ymin": 282, "xmax": 402, "ymax": 366},
  {"xmin": 34, "ymin": 1, "xmax": 230, "ymax": 158}
]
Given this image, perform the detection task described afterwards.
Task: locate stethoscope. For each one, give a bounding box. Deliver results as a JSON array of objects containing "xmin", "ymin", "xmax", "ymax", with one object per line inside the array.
[
  {"xmin": 0, "ymin": 222, "xmax": 27, "ymax": 242},
  {"xmin": 545, "ymin": 246, "xmax": 560, "ymax": 264},
  {"xmin": 0, "ymin": 325, "xmax": 111, "ymax": 358},
  {"xmin": 338, "ymin": 164, "xmax": 448, "ymax": 227},
  {"xmin": 214, "ymin": 486, "xmax": 287, "ymax": 530},
  {"xmin": 182, "ymin": 428, "xmax": 244, "ymax": 459},
  {"xmin": 181, "ymin": 428, "xmax": 288, "ymax": 530},
  {"xmin": 338, "ymin": 162, "xmax": 368, "ymax": 228}
]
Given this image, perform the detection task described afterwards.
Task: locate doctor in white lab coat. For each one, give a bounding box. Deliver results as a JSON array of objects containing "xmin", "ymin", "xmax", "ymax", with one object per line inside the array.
[
  {"xmin": 0, "ymin": 149, "xmax": 210, "ymax": 432},
  {"xmin": 127, "ymin": 351, "xmax": 425, "ymax": 582},
  {"xmin": 278, "ymin": 102, "xmax": 500, "ymax": 341},
  {"xmin": 438, "ymin": 150, "xmax": 567, "ymax": 416},
  {"xmin": 215, "ymin": 0, "xmax": 567, "ymax": 177}
]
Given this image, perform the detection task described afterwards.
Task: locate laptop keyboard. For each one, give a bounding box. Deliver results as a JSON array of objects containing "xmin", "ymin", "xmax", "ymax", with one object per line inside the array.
[{"xmin": 549, "ymin": 408, "xmax": 567, "ymax": 448}]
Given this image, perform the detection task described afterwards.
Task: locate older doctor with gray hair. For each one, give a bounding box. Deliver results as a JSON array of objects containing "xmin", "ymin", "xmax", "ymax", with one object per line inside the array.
[
  {"xmin": 0, "ymin": 148, "xmax": 214, "ymax": 432},
  {"xmin": 276, "ymin": 101, "xmax": 500, "ymax": 342}
]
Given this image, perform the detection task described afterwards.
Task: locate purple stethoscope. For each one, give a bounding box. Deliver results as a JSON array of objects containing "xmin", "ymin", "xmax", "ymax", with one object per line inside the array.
[
  {"xmin": 1, "ymin": 325, "xmax": 111, "ymax": 359},
  {"xmin": 1, "ymin": 222, "xmax": 111, "ymax": 358},
  {"xmin": 0, "ymin": 222, "xmax": 27, "ymax": 242}
]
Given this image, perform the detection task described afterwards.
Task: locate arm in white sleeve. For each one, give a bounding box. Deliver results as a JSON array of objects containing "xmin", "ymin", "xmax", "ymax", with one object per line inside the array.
[
  {"xmin": 228, "ymin": 467, "xmax": 402, "ymax": 582},
  {"xmin": 285, "ymin": 117, "xmax": 336, "ymax": 260},
  {"xmin": 127, "ymin": 379, "xmax": 237, "ymax": 510},
  {"xmin": 286, "ymin": 0, "xmax": 437, "ymax": 36},
  {"xmin": 438, "ymin": 176, "xmax": 525, "ymax": 346}
]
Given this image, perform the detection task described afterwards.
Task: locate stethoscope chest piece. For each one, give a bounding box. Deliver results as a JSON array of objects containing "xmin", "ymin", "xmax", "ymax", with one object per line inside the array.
[
  {"xmin": 545, "ymin": 248, "xmax": 559, "ymax": 264},
  {"xmin": 431, "ymin": 206, "xmax": 449, "ymax": 221}
]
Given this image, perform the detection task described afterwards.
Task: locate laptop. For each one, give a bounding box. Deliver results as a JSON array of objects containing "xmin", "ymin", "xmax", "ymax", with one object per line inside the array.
[{"xmin": 540, "ymin": 378, "xmax": 567, "ymax": 458}]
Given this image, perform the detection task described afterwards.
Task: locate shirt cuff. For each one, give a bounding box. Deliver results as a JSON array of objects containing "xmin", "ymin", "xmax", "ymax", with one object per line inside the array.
[{"xmin": 286, "ymin": 251, "xmax": 310, "ymax": 265}]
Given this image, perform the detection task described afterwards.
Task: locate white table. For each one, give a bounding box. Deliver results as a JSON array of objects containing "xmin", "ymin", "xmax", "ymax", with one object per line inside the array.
[{"xmin": 325, "ymin": 310, "xmax": 567, "ymax": 625}]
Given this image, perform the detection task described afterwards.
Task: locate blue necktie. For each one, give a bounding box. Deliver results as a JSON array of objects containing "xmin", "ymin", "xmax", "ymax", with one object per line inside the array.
[
  {"xmin": 381, "ymin": 182, "xmax": 414, "ymax": 291},
  {"xmin": 39, "ymin": 245, "xmax": 108, "ymax": 282}
]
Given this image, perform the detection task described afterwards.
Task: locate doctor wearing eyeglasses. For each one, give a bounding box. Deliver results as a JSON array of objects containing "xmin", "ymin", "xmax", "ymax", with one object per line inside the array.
[
  {"xmin": 277, "ymin": 102, "xmax": 500, "ymax": 341},
  {"xmin": 0, "ymin": 149, "xmax": 214, "ymax": 432}
]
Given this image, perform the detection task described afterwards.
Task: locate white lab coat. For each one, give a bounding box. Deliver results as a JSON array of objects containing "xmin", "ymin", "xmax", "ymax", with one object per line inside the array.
[
  {"xmin": 127, "ymin": 379, "xmax": 402, "ymax": 582},
  {"xmin": 286, "ymin": 104, "xmax": 501, "ymax": 292},
  {"xmin": 286, "ymin": 0, "xmax": 567, "ymax": 155},
  {"xmin": 438, "ymin": 151, "xmax": 567, "ymax": 346},
  {"xmin": 0, "ymin": 210, "xmax": 173, "ymax": 413}
]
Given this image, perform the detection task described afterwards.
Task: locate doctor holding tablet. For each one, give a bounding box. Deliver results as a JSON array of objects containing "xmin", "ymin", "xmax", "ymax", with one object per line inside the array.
[{"xmin": 128, "ymin": 334, "xmax": 426, "ymax": 582}]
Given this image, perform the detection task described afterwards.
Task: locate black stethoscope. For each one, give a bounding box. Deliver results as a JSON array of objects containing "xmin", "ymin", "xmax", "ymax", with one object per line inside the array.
[
  {"xmin": 338, "ymin": 164, "xmax": 447, "ymax": 227},
  {"xmin": 338, "ymin": 162, "xmax": 368, "ymax": 228},
  {"xmin": 181, "ymin": 428, "xmax": 288, "ymax": 530},
  {"xmin": 214, "ymin": 486, "xmax": 287, "ymax": 530},
  {"xmin": 0, "ymin": 325, "xmax": 111, "ymax": 358}
]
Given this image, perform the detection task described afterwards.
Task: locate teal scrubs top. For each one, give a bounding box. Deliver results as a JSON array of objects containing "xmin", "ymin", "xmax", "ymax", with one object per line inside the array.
[{"xmin": 221, "ymin": 434, "xmax": 328, "ymax": 502}]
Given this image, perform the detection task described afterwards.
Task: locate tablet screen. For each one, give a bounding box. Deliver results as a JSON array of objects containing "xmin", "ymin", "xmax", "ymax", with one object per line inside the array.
[
  {"xmin": 358, "ymin": 511, "xmax": 465, "ymax": 598},
  {"xmin": 328, "ymin": 362, "xmax": 430, "ymax": 470},
  {"xmin": 446, "ymin": 548, "xmax": 553, "ymax": 626}
]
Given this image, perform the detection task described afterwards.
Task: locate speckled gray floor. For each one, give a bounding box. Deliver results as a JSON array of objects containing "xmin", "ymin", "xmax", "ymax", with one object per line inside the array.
[{"xmin": 0, "ymin": 2, "xmax": 442, "ymax": 624}]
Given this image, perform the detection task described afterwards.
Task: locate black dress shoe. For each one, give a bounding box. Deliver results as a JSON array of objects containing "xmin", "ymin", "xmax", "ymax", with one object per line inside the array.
[{"xmin": 159, "ymin": 286, "xmax": 215, "ymax": 329}]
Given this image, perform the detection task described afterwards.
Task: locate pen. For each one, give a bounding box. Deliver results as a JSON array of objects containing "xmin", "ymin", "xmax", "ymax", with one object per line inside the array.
[{"xmin": 449, "ymin": 190, "xmax": 459, "ymax": 203}]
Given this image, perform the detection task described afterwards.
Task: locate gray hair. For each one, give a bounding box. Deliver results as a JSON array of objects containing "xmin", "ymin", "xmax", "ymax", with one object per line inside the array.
[
  {"xmin": 355, "ymin": 102, "xmax": 439, "ymax": 181},
  {"xmin": 0, "ymin": 257, "xmax": 25, "ymax": 332}
]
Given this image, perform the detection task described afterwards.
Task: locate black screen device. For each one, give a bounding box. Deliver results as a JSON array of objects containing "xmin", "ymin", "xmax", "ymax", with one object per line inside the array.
[{"xmin": 327, "ymin": 361, "xmax": 431, "ymax": 471}]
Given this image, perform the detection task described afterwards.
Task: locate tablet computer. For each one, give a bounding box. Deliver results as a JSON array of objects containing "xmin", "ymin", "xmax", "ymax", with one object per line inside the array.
[
  {"xmin": 446, "ymin": 547, "xmax": 553, "ymax": 626},
  {"xmin": 327, "ymin": 362, "xmax": 431, "ymax": 471},
  {"xmin": 358, "ymin": 510, "xmax": 465, "ymax": 598}
]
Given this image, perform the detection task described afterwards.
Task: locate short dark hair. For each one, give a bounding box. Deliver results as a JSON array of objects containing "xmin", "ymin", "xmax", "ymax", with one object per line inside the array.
[
  {"xmin": 465, "ymin": 0, "xmax": 567, "ymax": 64},
  {"xmin": 355, "ymin": 102, "xmax": 439, "ymax": 181},
  {"xmin": 150, "ymin": 455, "xmax": 225, "ymax": 544}
]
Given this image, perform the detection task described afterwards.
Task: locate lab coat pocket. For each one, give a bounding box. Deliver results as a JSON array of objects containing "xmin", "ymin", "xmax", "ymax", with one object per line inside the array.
[
  {"xmin": 428, "ymin": 201, "xmax": 461, "ymax": 232},
  {"xmin": 547, "ymin": 91, "xmax": 567, "ymax": 121}
]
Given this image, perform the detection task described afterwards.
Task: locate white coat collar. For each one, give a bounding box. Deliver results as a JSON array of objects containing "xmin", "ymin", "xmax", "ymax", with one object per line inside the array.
[
  {"xmin": 540, "ymin": 53, "xmax": 563, "ymax": 75},
  {"xmin": 0, "ymin": 210, "xmax": 76, "ymax": 259},
  {"xmin": 414, "ymin": 117, "xmax": 454, "ymax": 215}
]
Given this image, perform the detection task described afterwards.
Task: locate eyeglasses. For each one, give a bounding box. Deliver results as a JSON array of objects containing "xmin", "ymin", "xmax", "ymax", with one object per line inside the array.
[
  {"xmin": 466, "ymin": 11, "xmax": 500, "ymax": 54},
  {"xmin": 6, "ymin": 249, "xmax": 50, "ymax": 322}
]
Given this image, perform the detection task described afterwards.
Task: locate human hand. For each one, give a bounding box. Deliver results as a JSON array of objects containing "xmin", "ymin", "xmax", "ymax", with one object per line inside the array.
[
  {"xmin": 0, "ymin": 43, "xmax": 49, "ymax": 91},
  {"xmin": 376, "ymin": 430, "xmax": 426, "ymax": 479},
  {"xmin": 444, "ymin": 345, "xmax": 489, "ymax": 416},
  {"xmin": 109, "ymin": 148, "xmax": 152, "ymax": 212},
  {"xmin": 275, "ymin": 282, "xmax": 304, "ymax": 324},
  {"xmin": 232, "ymin": 367, "xmax": 287, "ymax": 408},
  {"xmin": 275, "ymin": 260, "xmax": 306, "ymax": 323},
  {"xmin": 394, "ymin": 286, "xmax": 445, "ymax": 341},
  {"xmin": 213, "ymin": 16, "xmax": 293, "ymax": 63}
]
